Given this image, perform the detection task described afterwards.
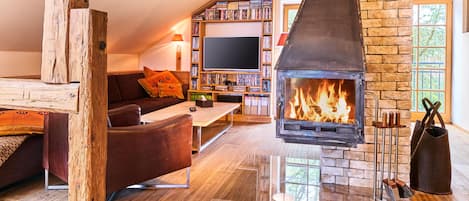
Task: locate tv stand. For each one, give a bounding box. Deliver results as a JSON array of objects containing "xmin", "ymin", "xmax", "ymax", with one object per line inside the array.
[{"xmin": 189, "ymin": 0, "xmax": 273, "ymax": 123}]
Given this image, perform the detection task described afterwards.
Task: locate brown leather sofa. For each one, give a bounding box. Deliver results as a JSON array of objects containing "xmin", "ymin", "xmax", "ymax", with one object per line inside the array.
[
  {"xmin": 43, "ymin": 104, "xmax": 193, "ymax": 194},
  {"xmin": 108, "ymin": 71, "xmax": 189, "ymax": 114},
  {"xmin": 0, "ymin": 108, "xmax": 43, "ymax": 189},
  {"xmin": 0, "ymin": 135, "xmax": 43, "ymax": 189}
]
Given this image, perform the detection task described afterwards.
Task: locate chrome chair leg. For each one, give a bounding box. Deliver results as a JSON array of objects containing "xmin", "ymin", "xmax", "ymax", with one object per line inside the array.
[
  {"xmin": 44, "ymin": 170, "xmax": 69, "ymax": 191},
  {"xmin": 127, "ymin": 167, "xmax": 191, "ymax": 189}
]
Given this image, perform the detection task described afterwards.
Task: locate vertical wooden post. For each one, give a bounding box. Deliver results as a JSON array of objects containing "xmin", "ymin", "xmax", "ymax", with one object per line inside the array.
[
  {"xmin": 68, "ymin": 9, "xmax": 108, "ymax": 201},
  {"xmin": 176, "ymin": 45, "xmax": 182, "ymax": 71},
  {"xmin": 41, "ymin": 0, "xmax": 89, "ymax": 84}
]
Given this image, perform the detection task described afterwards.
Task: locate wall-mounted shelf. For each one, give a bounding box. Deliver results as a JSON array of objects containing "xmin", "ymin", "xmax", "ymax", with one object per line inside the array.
[{"xmin": 189, "ymin": 0, "xmax": 273, "ymax": 123}]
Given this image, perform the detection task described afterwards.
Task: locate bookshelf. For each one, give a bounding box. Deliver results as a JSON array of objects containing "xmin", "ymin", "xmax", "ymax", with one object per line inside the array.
[{"xmin": 190, "ymin": 0, "xmax": 273, "ymax": 123}]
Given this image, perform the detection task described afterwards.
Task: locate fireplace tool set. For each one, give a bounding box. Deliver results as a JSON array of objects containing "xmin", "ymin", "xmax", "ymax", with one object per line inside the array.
[{"xmin": 372, "ymin": 97, "xmax": 413, "ymax": 201}]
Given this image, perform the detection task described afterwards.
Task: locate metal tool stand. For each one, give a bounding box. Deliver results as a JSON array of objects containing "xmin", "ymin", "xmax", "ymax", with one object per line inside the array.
[
  {"xmin": 371, "ymin": 95, "xmax": 383, "ymax": 201},
  {"xmin": 372, "ymin": 124, "xmax": 389, "ymax": 201},
  {"xmin": 372, "ymin": 125, "xmax": 386, "ymax": 201},
  {"xmin": 372, "ymin": 119, "xmax": 406, "ymax": 201}
]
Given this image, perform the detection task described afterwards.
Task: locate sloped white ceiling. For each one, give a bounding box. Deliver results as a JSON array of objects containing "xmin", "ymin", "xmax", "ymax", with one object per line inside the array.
[{"xmin": 0, "ymin": 0, "xmax": 209, "ymax": 54}]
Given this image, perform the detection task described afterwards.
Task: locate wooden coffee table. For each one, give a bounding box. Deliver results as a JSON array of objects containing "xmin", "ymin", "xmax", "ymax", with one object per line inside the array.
[{"xmin": 141, "ymin": 101, "xmax": 240, "ymax": 152}]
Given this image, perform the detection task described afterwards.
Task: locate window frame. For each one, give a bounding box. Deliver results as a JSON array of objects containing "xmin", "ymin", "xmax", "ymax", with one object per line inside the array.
[
  {"xmin": 411, "ymin": 0, "xmax": 453, "ymax": 122},
  {"xmin": 283, "ymin": 4, "xmax": 300, "ymax": 32}
]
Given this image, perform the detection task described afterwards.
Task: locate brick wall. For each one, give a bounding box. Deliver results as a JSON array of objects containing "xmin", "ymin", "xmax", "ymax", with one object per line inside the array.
[{"xmin": 320, "ymin": 0, "xmax": 413, "ymax": 188}]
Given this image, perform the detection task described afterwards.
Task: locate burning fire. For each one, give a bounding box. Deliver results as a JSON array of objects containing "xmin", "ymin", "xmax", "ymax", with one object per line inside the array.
[{"xmin": 286, "ymin": 80, "xmax": 353, "ymax": 124}]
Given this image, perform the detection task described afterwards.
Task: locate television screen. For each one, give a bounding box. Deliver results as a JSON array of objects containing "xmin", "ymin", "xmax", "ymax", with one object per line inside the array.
[{"xmin": 203, "ymin": 37, "xmax": 260, "ymax": 71}]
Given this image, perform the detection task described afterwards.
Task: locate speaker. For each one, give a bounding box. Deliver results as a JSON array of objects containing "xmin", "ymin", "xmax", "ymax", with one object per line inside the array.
[{"xmin": 217, "ymin": 94, "xmax": 242, "ymax": 103}]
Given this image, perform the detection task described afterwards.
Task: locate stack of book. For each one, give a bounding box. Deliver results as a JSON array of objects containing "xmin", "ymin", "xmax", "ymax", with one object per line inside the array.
[
  {"xmin": 191, "ymin": 65, "xmax": 198, "ymax": 77},
  {"xmin": 238, "ymin": 1, "xmax": 250, "ymax": 20},
  {"xmin": 262, "ymin": 65, "xmax": 271, "ymax": 78},
  {"xmin": 191, "ymin": 51, "xmax": 199, "ymax": 63},
  {"xmin": 215, "ymin": 86, "xmax": 228, "ymax": 91},
  {"xmin": 191, "ymin": 80, "xmax": 198, "ymax": 90},
  {"xmin": 263, "ymin": 36, "xmax": 272, "ymax": 49},
  {"xmin": 262, "ymin": 0, "xmax": 272, "ymax": 20},
  {"xmin": 201, "ymin": 86, "xmax": 212, "ymax": 91},
  {"xmin": 262, "ymin": 79, "xmax": 271, "ymax": 92},
  {"xmin": 250, "ymin": 0, "xmax": 262, "ymax": 20},
  {"xmin": 202, "ymin": 0, "xmax": 272, "ymax": 21},
  {"xmin": 192, "ymin": 22, "xmax": 200, "ymax": 34},
  {"xmin": 237, "ymin": 74, "xmax": 260, "ymax": 87},
  {"xmin": 263, "ymin": 21, "xmax": 272, "ymax": 34},
  {"xmin": 233, "ymin": 86, "xmax": 247, "ymax": 92},
  {"xmin": 244, "ymin": 95, "xmax": 270, "ymax": 116},
  {"xmin": 262, "ymin": 51, "xmax": 272, "ymax": 64},
  {"xmin": 192, "ymin": 37, "xmax": 199, "ymax": 49}
]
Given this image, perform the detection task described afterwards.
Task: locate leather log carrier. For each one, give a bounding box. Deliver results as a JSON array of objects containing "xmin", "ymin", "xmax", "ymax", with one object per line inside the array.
[{"xmin": 410, "ymin": 98, "xmax": 451, "ymax": 194}]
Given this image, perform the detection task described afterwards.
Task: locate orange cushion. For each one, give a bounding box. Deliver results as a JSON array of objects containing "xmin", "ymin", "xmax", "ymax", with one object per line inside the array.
[
  {"xmin": 143, "ymin": 66, "xmax": 158, "ymax": 78},
  {"xmin": 138, "ymin": 69, "xmax": 182, "ymax": 98},
  {"xmin": 138, "ymin": 78, "xmax": 159, "ymax": 98},
  {"xmin": 147, "ymin": 70, "xmax": 181, "ymax": 84},
  {"xmin": 0, "ymin": 110, "xmax": 46, "ymax": 136},
  {"xmin": 158, "ymin": 82, "xmax": 185, "ymax": 99}
]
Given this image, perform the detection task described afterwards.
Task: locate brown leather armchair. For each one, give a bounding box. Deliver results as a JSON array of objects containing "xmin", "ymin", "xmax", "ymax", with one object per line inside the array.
[{"xmin": 43, "ymin": 104, "xmax": 193, "ymax": 194}]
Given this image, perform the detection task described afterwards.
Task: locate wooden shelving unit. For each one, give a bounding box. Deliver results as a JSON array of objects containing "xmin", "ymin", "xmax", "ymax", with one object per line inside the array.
[{"xmin": 189, "ymin": 0, "xmax": 273, "ymax": 123}]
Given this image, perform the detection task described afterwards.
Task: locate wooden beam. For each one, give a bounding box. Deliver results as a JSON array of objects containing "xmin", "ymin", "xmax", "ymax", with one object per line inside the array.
[
  {"xmin": 68, "ymin": 9, "xmax": 108, "ymax": 201},
  {"xmin": 0, "ymin": 78, "xmax": 79, "ymax": 113},
  {"xmin": 41, "ymin": 0, "xmax": 89, "ymax": 84},
  {"xmin": 192, "ymin": 0, "xmax": 218, "ymax": 16}
]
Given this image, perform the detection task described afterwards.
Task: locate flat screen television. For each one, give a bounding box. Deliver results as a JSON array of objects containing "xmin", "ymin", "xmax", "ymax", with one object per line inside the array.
[{"xmin": 203, "ymin": 37, "xmax": 260, "ymax": 71}]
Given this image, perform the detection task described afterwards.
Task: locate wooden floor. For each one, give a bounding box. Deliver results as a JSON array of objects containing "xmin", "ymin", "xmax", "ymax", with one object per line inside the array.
[{"xmin": 0, "ymin": 123, "xmax": 468, "ymax": 201}]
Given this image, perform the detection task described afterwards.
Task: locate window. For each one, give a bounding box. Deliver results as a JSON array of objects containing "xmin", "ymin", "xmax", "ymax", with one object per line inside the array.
[
  {"xmin": 284, "ymin": 158, "xmax": 320, "ymax": 201},
  {"xmin": 283, "ymin": 4, "xmax": 300, "ymax": 32},
  {"xmin": 412, "ymin": 0, "xmax": 452, "ymax": 121}
]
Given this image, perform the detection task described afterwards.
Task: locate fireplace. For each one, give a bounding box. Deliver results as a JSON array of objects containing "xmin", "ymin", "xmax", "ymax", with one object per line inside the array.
[
  {"xmin": 277, "ymin": 71, "xmax": 364, "ymax": 147},
  {"xmin": 275, "ymin": 0, "xmax": 365, "ymax": 147}
]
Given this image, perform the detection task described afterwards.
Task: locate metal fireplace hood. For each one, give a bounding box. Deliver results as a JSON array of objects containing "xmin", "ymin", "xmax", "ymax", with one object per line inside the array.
[
  {"xmin": 276, "ymin": 0, "xmax": 365, "ymax": 72},
  {"xmin": 275, "ymin": 0, "xmax": 366, "ymax": 147}
]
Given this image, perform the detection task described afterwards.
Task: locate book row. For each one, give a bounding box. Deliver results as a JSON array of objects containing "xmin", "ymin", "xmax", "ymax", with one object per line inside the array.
[
  {"xmin": 196, "ymin": 0, "xmax": 273, "ymax": 21},
  {"xmin": 244, "ymin": 95, "xmax": 270, "ymax": 116},
  {"xmin": 199, "ymin": 74, "xmax": 262, "ymax": 87}
]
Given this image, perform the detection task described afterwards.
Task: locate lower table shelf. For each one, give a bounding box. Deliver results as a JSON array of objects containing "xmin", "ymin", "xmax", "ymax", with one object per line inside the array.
[{"xmin": 233, "ymin": 114, "xmax": 271, "ymax": 123}]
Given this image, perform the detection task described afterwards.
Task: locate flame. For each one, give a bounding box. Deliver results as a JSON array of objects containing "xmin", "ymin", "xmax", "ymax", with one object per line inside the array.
[{"xmin": 286, "ymin": 80, "xmax": 353, "ymax": 124}]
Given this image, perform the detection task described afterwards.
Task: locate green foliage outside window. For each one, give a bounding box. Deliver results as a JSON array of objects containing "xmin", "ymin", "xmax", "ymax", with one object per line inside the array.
[{"xmin": 412, "ymin": 4, "xmax": 447, "ymax": 113}]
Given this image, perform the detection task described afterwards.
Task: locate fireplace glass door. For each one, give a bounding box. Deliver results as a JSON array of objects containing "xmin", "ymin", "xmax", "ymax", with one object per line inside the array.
[{"xmin": 284, "ymin": 78, "xmax": 356, "ymax": 125}]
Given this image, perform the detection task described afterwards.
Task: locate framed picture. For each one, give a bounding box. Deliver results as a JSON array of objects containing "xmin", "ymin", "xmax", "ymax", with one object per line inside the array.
[
  {"xmin": 465, "ymin": 0, "xmax": 469, "ymax": 33},
  {"xmin": 283, "ymin": 4, "xmax": 300, "ymax": 32}
]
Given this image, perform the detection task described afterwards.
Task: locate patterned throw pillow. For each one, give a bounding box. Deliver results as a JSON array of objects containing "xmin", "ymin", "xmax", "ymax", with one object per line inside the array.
[
  {"xmin": 158, "ymin": 82, "xmax": 185, "ymax": 99},
  {"xmin": 147, "ymin": 70, "xmax": 181, "ymax": 84},
  {"xmin": 138, "ymin": 69, "xmax": 182, "ymax": 98},
  {"xmin": 137, "ymin": 78, "xmax": 159, "ymax": 98},
  {"xmin": 0, "ymin": 110, "xmax": 46, "ymax": 136},
  {"xmin": 143, "ymin": 66, "xmax": 158, "ymax": 78}
]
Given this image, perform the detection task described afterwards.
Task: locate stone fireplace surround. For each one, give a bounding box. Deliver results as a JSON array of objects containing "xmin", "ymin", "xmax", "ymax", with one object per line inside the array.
[{"xmin": 320, "ymin": 0, "xmax": 413, "ymax": 188}]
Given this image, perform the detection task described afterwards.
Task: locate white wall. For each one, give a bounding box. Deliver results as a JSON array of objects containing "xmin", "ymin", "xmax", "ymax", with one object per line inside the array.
[
  {"xmin": 0, "ymin": 51, "xmax": 41, "ymax": 77},
  {"xmin": 0, "ymin": 51, "xmax": 139, "ymax": 77},
  {"xmin": 108, "ymin": 54, "xmax": 140, "ymax": 72},
  {"xmin": 139, "ymin": 18, "xmax": 192, "ymax": 72},
  {"xmin": 452, "ymin": 0, "xmax": 469, "ymax": 131}
]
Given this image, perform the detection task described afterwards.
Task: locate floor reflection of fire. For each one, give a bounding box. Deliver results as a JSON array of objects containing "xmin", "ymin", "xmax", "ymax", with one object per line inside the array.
[{"xmin": 285, "ymin": 79, "xmax": 356, "ymax": 124}]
